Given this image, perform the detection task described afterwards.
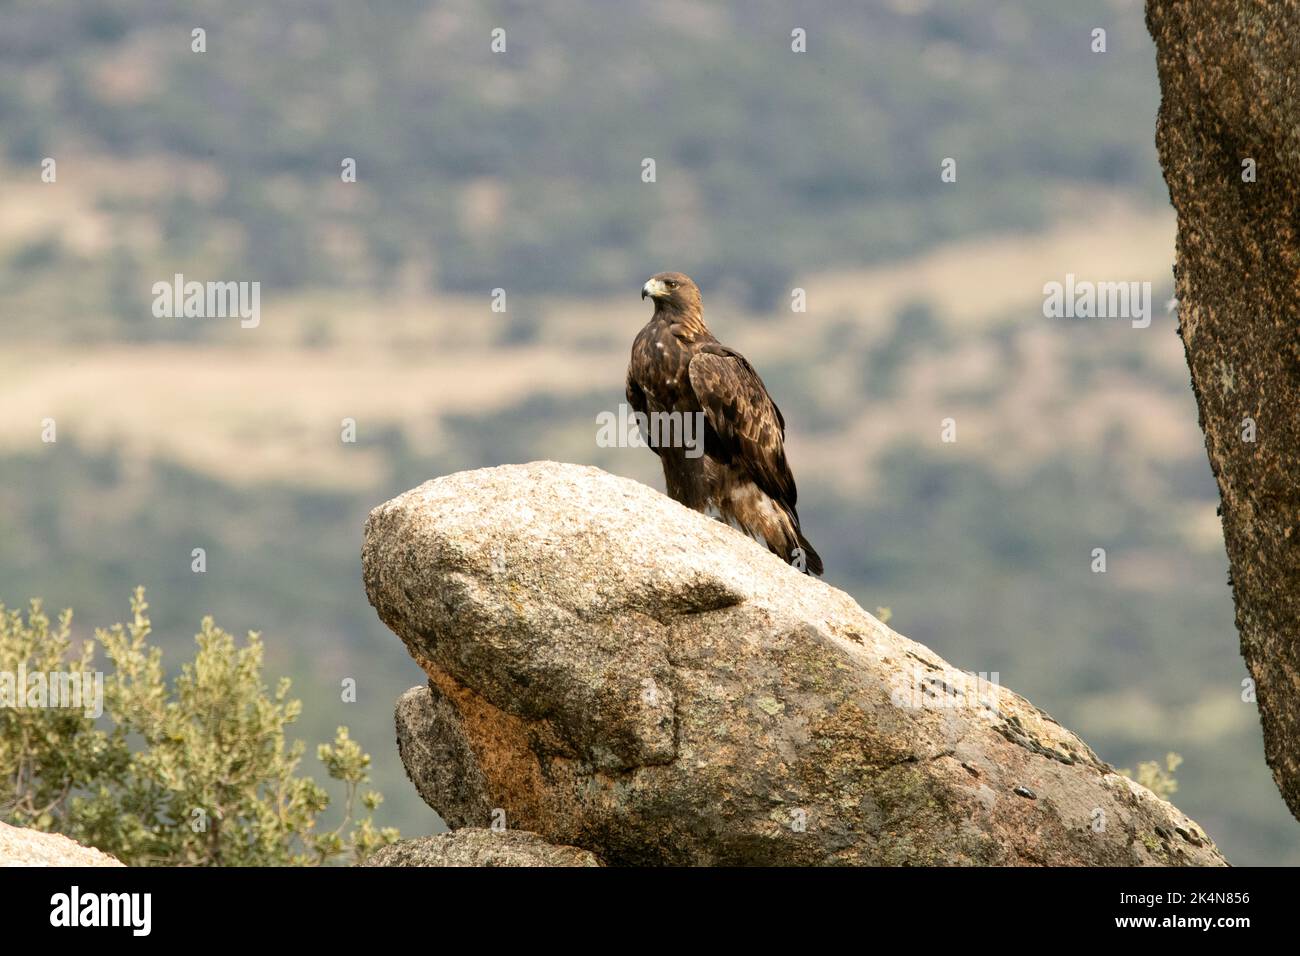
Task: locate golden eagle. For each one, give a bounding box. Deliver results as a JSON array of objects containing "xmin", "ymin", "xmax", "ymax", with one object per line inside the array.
[{"xmin": 627, "ymin": 272, "xmax": 823, "ymax": 575}]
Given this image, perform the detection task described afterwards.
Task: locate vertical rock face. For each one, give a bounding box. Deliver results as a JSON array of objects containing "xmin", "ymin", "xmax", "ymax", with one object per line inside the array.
[
  {"xmin": 365, "ymin": 462, "xmax": 1226, "ymax": 865},
  {"xmin": 1147, "ymin": 1, "xmax": 1300, "ymax": 820}
]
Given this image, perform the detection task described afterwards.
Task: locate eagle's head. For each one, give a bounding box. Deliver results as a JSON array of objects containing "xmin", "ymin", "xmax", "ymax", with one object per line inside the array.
[{"xmin": 642, "ymin": 272, "xmax": 702, "ymax": 314}]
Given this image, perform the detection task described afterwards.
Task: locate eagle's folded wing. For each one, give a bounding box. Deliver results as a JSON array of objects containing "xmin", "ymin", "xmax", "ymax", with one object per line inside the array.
[
  {"xmin": 625, "ymin": 371, "xmax": 647, "ymax": 417},
  {"xmin": 687, "ymin": 346, "xmax": 797, "ymax": 508}
]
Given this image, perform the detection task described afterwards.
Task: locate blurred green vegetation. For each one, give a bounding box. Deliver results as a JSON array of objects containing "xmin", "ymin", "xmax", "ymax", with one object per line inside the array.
[
  {"xmin": 1, "ymin": 0, "xmax": 1163, "ymax": 335},
  {"xmin": 1121, "ymin": 753, "xmax": 1183, "ymax": 801},
  {"xmin": 0, "ymin": 588, "xmax": 398, "ymax": 865}
]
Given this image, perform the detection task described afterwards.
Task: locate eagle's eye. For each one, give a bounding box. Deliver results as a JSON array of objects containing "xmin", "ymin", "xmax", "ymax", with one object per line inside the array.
[{"xmin": 667, "ymin": 280, "xmax": 678, "ymax": 289}]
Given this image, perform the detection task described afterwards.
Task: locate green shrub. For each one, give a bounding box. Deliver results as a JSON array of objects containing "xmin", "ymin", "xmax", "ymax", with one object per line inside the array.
[
  {"xmin": 1120, "ymin": 752, "xmax": 1183, "ymax": 801},
  {"xmin": 0, "ymin": 588, "xmax": 398, "ymax": 865}
]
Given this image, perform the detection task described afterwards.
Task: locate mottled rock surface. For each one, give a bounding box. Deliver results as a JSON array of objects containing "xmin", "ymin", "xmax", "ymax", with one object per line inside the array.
[
  {"xmin": 364, "ymin": 828, "xmax": 601, "ymax": 867},
  {"xmin": 1147, "ymin": 1, "xmax": 1300, "ymax": 821},
  {"xmin": 366, "ymin": 461, "xmax": 1226, "ymax": 866},
  {"xmin": 0, "ymin": 821, "xmax": 124, "ymax": 866}
]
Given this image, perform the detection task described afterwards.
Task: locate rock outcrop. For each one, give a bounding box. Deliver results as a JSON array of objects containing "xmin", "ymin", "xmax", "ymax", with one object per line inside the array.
[
  {"xmin": 1147, "ymin": 0, "xmax": 1300, "ymax": 823},
  {"xmin": 0, "ymin": 821, "xmax": 124, "ymax": 866},
  {"xmin": 365, "ymin": 461, "xmax": 1226, "ymax": 865},
  {"xmin": 364, "ymin": 827, "xmax": 601, "ymax": 867}
]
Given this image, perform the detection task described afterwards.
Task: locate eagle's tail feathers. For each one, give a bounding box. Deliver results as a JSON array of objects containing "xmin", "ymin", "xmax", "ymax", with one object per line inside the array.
[{"xmin": 795, "ymin": 530, "xmax": 824, "ymax": 577}]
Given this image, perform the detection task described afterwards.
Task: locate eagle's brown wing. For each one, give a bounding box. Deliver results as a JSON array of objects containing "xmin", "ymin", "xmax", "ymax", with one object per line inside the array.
[
  {"xmin": 625, "ymin": 368, "xmax": 647, "ymax": 417},
  {"xmin": 625, "ymin": 360, "xmax": 661, "ymax": 458},
  {"xmin": 687, "ymin": 345, "xmax": 796, "ymax": 508}
]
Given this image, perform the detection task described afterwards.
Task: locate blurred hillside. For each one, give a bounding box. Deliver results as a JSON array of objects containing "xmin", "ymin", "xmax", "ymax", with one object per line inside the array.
[
  {"xmin": 1, "ymin": 0, "xmax": 1165, "ymax": 331},
  {"xmin": 2, "ymin": 0, "xmax": 1297, "ymax": 863}
]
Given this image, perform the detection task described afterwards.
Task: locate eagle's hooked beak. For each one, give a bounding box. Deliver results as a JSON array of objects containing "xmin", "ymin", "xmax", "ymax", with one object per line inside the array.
[{"xmin": 642, "ymin": 278, "xmax": 667, "ymax": 300}]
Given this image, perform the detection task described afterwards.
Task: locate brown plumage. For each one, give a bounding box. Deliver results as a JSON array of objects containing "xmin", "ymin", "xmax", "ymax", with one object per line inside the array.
[{"xmin": 627, "ymin": 271, "xmax": 823, "ymax": 575}]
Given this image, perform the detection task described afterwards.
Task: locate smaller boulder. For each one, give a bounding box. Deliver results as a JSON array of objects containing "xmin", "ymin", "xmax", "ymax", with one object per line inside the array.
[
  {"xmin": 363, "ymin": 828, "xmax": 602, "ymax": 867},
  {"xmin": 0, "ymin": 821, "xmax": 124, "ymax": 866}
]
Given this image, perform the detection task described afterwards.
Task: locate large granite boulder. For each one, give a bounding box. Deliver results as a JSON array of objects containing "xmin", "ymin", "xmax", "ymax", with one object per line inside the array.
[{"xmin": 365, "ymin": 461, "xmax": 1226, "ymax": 865}]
